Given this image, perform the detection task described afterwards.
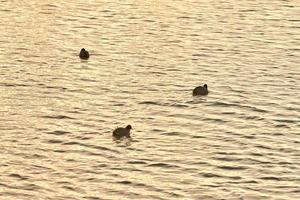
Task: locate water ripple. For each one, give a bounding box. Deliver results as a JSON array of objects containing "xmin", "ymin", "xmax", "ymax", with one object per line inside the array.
[{"xmin": 0, "ymin": 0, "xmax": 299, "ymax": 200}]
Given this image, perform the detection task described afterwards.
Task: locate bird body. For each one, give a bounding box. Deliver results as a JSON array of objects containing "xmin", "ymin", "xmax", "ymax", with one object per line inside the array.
[
  {"xmin": 79, "ymin": 48, "xmax": 89, "ymax": 59},
  {"xmin": 113, "ymin": 125, "xmax": 132, "ymax": 138},
  {"xmin": 193, "ymin": 84, "xmax": 208, "ymax": 96}
]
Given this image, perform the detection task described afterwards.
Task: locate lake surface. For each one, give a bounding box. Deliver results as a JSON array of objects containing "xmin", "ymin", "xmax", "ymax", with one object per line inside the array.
[{"xmin": 0, "ymin": 0, "xmax": 299, "ymax": 199}]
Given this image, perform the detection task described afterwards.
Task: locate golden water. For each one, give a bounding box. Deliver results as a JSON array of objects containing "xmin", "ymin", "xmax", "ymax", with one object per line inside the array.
[{"xmin": 0, "ymin": 0, "xmax": 299, "ymax": 199}]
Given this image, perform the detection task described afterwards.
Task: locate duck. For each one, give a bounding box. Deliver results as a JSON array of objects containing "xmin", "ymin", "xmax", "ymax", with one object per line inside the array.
[
  {"xmin": 113, "ymin": 125, "xmax": 132, "ymax": 138},
  {"xmin": 193, "ymin": 84, "xmax": 208, "ymax": 96},
  {"xmin": 79, "ymin": 48, "xmax": 89, "ymax": 59}
]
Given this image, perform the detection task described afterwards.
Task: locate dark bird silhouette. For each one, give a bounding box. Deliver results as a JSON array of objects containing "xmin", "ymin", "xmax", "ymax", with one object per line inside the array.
[
  {"xmin": 113, "ymin": 125, "xmax": 132, "ymax": 138},
  {"xmin": 79, "ymin": 48, "xmax": 89, "ymax": 59},
  {"xmin": 193, "ymin": 84, "xmax": 208, "ymax": 96}
]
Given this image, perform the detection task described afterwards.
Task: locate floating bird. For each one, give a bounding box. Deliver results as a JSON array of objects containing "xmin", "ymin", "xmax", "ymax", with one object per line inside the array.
[
  {"xmin": 79, "ymin": 48, "xmax": 89, "ymax": 59},
  {"xmin": 193, "ymin": 84, "xmax": 208, "ymax": 96},
  {"xmin": 113, "ymin": 125, "xmax": 132, "ymax": 138}
]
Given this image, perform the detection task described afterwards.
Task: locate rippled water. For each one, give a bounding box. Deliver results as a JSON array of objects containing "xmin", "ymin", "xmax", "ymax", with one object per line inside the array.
[{"xmin": 1, "ymin": 0, "xmax": 299, "ymax": 199}]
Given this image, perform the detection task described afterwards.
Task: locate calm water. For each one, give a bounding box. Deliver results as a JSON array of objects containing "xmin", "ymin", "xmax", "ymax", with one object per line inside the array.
[{"xmin": 0, "ymin": 0, "xmax": 299, "ymax": 199}]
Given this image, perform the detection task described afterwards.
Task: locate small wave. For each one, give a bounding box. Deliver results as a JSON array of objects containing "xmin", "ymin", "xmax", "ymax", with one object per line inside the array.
[
  {"xmin": 47, "ymin": 139, "xmax": 63, "ymax": 144},
  {"xmin": 243, "ymin": 135, "xmax": 256, "ymax": 139},
  {"xmin": 192, "ymin": 53, "xmax": 208, "ymax": 57},
  {"xmin": 151, "ymin": 128, "xmax": 164, "ymax": 133},
  {"xmin": 202, "ymin": 117, "xmax": 228, "ymax": 123},
  {"xmin": 210, "ymin": 102, "xmax": 269, "ymax": 113},
  {"xmin": 117, "ymin": 180, "xmax": 132, "ymax": 185},
  {"xmin": 83, "ymin": 196, "xmax": 101, "ymax": 200},
  {"xmin": 63, "ymin": 141, "xmax": 81, "ymax": 145},
  {"xmin": 243, "ymin": 115, "xmax": 264, "ymax": 120},
  {"xmin": 278, "ymin": 161, "xmax": 293, "ymax": 165},
  {"xmin": 250, "ymin": 152, "xmax": 264, "ymax": 157},
  {"xmin": 62, "ymin": 141, "xmax": 120, "ymax": 154},
  {"xmin": 42, "ymin": 115, "xmax": 75, "ymax": 120},
  {"xmin": 274, "ymin": 119, "xmax": 300, "ymax": 123},
  {"xmin": 260, "ymin": 176, "xmax": 282, "ymax": 181},
  {"xmin": 255, "ymin": 144, "xmax": 272, "ymax": 150},
  {"xmin": 110, "ymin": 167, "xmax": 143, "ymax": 172},
  {"xmin": 31, "ymin": 154, "xmax": 47, "ymax": 159},
  {"xmin": 200, "ymin": 172, "xmax": 222, "ymax": 178},
  {"xmin": 8, "ymin": 173, "xmax": 28, "ymax": 180},
  {"xmin": 200, "ymin": 172, "xmax": 242, "ymax": 180},
  {"xmin": 212, "ymin": 156, "xmax": 242, "ymax": 161},
  {"xmin": 192, "ymin": 135, "xmax": 206, "ymax": 138},
  {"xmin": 112, "ymin": 103, "xmax": 125, "ymax": 106},
  {"xmin": 62, "ymin": 185, "xmax": 78, "ymax": 192},
  {"xmin": 217, "ymin": 165, "xmax": 247, "ymax": 170},
  {"xmin": 240, "ymin": 9, "xmax": 257, "ymax": 12},
  {"xmin": 53, "ymin": 150, "xmax": 66, "ymax": 153},
  {"xmin": 21, "ymin": 183, "xmax": 43, "ymax": 191},
  {"xmin": 170, "ymin": 103, "xmax": 189, "ymax": 108},
  {"xmin": 138, "ymin": 101, "xmax": 161, "ymax": 105},
  {"xmin": 275, "ymin": 124, "xmax": 290, "ymax": 128},
  {"xmin": 147, "ymin": 162, "xmax": 179, "ymax": 168},
  {"xmin": 127, "ymin": 160, "xmax": 147, "ymax": 165},
  {"xmin": 247, "ymin": 158, "xmax": 272, "ymax": 165},
  {"xmin": 1, "ymin": 83, "xmax": 30, "ymax": 87},
  {"xmin": 92, "ymin": 145, "xmax": 119, "ymax": 152},
  {"xmin": 46, "ymin": 130, "xmax": 70, "ymax": 135},
  {"xmin": 161, "ymin": 132, "xmax": 181, "ymax": 136}
]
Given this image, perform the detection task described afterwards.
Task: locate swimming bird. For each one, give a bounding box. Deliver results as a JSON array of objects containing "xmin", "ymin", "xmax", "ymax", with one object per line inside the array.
[
  {"xmin": 193, "ymin": 84, "xmax": 208, "ymax": 96},
  {"xmin": 113, "ymin": 125, "xmax": 132, "ymax": 138},
  {"xmin": 79, "ymin": 48, "xmax": 89, "ymax": 59}
]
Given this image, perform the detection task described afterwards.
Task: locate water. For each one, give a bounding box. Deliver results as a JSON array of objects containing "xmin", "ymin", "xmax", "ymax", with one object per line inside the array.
[{"xmin": 0, "ymin": 0, "xmax": 299, "ymax": 199}]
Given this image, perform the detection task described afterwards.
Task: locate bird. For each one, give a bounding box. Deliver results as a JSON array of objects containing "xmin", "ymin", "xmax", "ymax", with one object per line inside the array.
[
  {"xmin": 79, "ymin": 48, "xmax": 89, "ymax": 59},
  {"xmin": 193, "ymin": 84, "xmax": 208, "ymax": 96},
  {"xmin": 113, "ymin": 125, "xmax": 132, "ymax": 138}
]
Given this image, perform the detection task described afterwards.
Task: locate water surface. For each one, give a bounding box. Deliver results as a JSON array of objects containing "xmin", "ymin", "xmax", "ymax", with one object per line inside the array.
[{"xmin": 0, "ymin": 0, "xmax": 299, "ymax": 199}]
